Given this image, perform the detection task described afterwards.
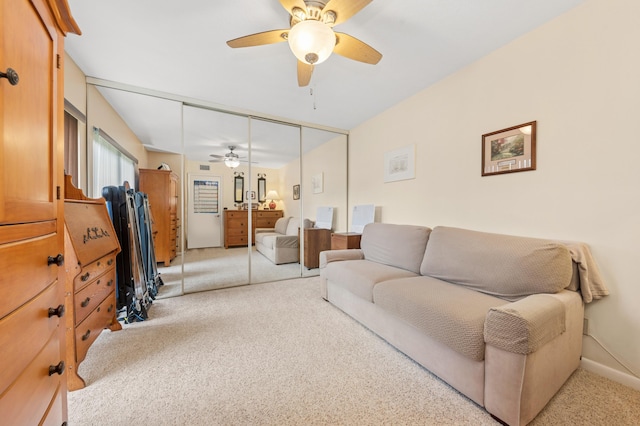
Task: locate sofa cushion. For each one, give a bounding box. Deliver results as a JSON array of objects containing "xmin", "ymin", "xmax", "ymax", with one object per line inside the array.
[
  {"xmin": 324, "ymin": 259, "xmax": 417, "ymax": 302},
  {"xmin": 360, "ymin": 223, "xmax": 432, "ymax": 274},
  {"xmin": 285, "ymin": 217, "xmax": 300, "ymax": 236},
  {"xmin": 255, "ymin": 232, "xmax": 278, "ymax": 246},
  {"xmin": 274, "ymin": 217, "xmax": 290, "ymax": 235},
  {"xmin": 373, "ymin": 276, "xmax": 508, "ymax": 361},
  {"xmin": 420, "ymin": 227, "xmax": 573, "ymax": 300}
]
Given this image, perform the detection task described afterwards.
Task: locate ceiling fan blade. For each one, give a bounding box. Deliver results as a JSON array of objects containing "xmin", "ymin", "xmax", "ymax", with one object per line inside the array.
[
  {"xmin": 279, "ymin": 0, "xmax": 308, "ymax": 16},
  {"xmin": 227, "ymin": 29, "xmax": 289, "ymax": 48},
  {"xmin": 297, "ymin": 61, "xmax": 314, "ymax": 87},
  {"xmin": 322, "ymin": 0, "xmax": 372, "ymax": 26},
  {"xmin": 334, "ymin": 32, "xmax": 382, "ymax": 64}
]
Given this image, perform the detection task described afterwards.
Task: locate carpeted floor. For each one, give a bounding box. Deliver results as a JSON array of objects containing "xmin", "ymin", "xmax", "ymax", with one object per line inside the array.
[
  {"xmin": 68, "ymin": 277, "xmax": 640, "ymax": 425},
  {"xmin": 156, "ymin": 247, "xmax": 314, "ymax": 298}
]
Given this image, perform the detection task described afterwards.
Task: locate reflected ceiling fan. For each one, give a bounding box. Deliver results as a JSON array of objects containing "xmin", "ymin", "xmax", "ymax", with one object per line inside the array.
[
  {"xmin": 209, "ymin": 146, "xmax": 254, "ymax": 168},
  {"xmin": 226, "ymin": 0, "xmax": 382, "ymax": 87}
]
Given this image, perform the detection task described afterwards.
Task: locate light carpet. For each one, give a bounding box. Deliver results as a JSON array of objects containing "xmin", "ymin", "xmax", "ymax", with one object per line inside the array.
[
  {"xmin": 68, "ymin": 277, "xmax": 640, "ymax": 425},
  {"xmin": 156, "ymin": 247, "xmax": 312, "ymax": 298}
]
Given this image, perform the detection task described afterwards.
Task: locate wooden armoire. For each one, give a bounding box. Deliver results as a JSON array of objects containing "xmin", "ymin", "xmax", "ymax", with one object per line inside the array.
[
  {"xmin": 139, "ymin": 168, "xmax": 178, "ymax": 266},
  {"xmin": 0, "ymin": 0, "xmax": 80, "ymax": 424}
]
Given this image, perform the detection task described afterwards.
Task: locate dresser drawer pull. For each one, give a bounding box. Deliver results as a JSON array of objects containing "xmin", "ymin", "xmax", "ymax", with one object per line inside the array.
[
  {"xmin": 80, "ymin": 297, "xmax": 91, "ymax": 308},
  {"xmin": 48, "ymin": 361, "xmax": 65, "ymax": 376},
  {"xmin": 108, "ymin": 304, "xmax": 114, "ymax": 313},
  {"xmin": 48, "ymin": 304, "xmax": 65, "ymax": 318},
  {"xmin": 81, "ymin": 330, "xmax": 91, "ymax": 341},
  {"xmin": 47, "ymin": 253, "xmax": 64, "ymax": 266},
  {"xmin": 81, "ymin": 272, "xmax": 90, "ymax": 281},
  {"xmin": 107, "ymin": 279, "xmax": 114, "ymax": 287},
  {"xmin": 107, "ymin": 258, "xmax": 114, "ymax": 266}
]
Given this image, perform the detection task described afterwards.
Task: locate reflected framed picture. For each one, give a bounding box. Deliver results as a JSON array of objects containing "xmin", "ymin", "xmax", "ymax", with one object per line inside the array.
[
  {"xmin": 293, "ymin": 184, "xmax": 300, "ymax": 200},
  {"xmin": 482, "ymin": 121, "xmax": 536, "ymax": 176},
  {"xmin": 312, "ymin": 173, "xmax": 323, "ymax": 194}
]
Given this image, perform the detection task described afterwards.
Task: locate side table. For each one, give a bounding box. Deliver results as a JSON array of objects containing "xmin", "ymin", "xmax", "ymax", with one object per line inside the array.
[
  {"xmin": 331, "ymin": 232, "xmax": 362, "ymax": 250},
  {"xmin": 304, "ymin": 228, "xmax": 332, "ymax": 269}
]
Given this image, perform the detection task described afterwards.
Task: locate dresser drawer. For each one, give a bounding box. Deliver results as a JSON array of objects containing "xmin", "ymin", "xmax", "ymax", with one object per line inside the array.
[
  {"xmin": 227, "ymin": 235, "xmax": 248, "ymax": 246},
  {"xmin": 0, "ymin": 281, "xmax": 63, "ymax": 395},
  {"xmin": 227, "ymin": 226, "xmax": 248, "ymax": 236},
  {"xmin": 40, "ymin": 383, "xmax": 65, "ymax": 426},
  {"xmin": 227, "ymin": 219, "xmax": 248, "ymax": 230},
  {"xmin": 73, "ymin": 252, "xmax": 117, "ymax": 293},
  {"xmin": 256, "ymin": 218, "xmax": 278, "ymax": 228},
  {"xmin": 226, "ymin": 211, "xmax": 248, "ymax": 219},
  {"xmin": 0, "ymin": 233, "xmax": 59, "ymax": 319},
  {"xmin": 75, "ymin": 292, "xmax": 117, "ymax": 363},
  {"xmin": 74, "ymin": 268, "xmax": 116, "ymax": 325},
  {"xmin": 0, "ymin": 331, "xmax": 64, "ymax": 425}
]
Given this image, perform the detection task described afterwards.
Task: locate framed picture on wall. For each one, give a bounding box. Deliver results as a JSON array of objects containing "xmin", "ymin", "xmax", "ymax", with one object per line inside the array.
[
  {"xmin": 293, "ymin": 184, "xmax": 300, "ymax": 200},
  {"xmin": 482, "ymin": 121, "xmax": 536, "ymax": 176},
  {"xmin": 384, "ymin": 145, "xmax": 415, "ymax": 183}
]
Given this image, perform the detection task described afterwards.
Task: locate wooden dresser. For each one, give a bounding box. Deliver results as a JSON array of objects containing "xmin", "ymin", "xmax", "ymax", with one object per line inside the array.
[
  {"xmin": 0, "ymin": 0, "xmax": 80, "ymax": 423},
  {"xmin": 224, "ymin": 209, "xmax": 283, "ymax": 248},
  {"xmin": 63, "ymin": 177, "xmax": 122, "ymax": 391},
  {"xmin": 139, "ymin": 168, "xmax": 179, "ymax": 266}
]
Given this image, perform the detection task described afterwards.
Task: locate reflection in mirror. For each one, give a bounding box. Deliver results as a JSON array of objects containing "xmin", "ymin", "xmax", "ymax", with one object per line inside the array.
[
  {"xmin": 257, "ymin": 174, "xmax": 266, "ymax": 203},
  {"xmin": 300, "ymin": 128, "xmax": 348, "ymax": 278},
  {"xmin": 234, "ymin": 172, "xmax": 244, "ymax": 204},
  {"xmin": 86, "ymin": 82, "xmax": 348, "ymax": 299},
  {"xmin": 250, "ymin": 118, "xmax": 302, "ymax": 284},
  {"xmin": 182, "ymin": 105, "xmax": 250, "ymax": 292},
  {"xmin": 87, "ymin": 85, "xmax": 185, "ymax": 299}
]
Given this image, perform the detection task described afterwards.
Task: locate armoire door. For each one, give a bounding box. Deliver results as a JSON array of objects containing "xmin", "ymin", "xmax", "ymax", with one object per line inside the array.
[{"xmin": 0, "ymin": 0, "xmax": 61, "ymax": 225}]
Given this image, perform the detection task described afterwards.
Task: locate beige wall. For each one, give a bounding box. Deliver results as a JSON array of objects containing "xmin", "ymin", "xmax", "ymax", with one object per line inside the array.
[
  {"xmin": 279, "ymin": 135, "xmax": 348, "ymax": 231},
  {"xmin": 64, "ymin": 54, "xmax": 149, "ymax": 195},
  {"xmin": 349, "ymin": 0, "xmax": 640, "ymax": 378}
]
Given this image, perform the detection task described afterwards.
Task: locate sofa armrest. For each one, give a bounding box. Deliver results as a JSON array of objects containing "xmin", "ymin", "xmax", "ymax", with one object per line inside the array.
[
  {"xmin": 255, "ymin": 227, "xmax": 275, "ymax": 234},
  {"xmin": 275, "ymin": 234, "xmax": 298, "ymax": 248},
  {"xmin": 319, "ymin": 249, "xmax": 364, "ymax": 269},
  {"xmin": 484, "ymin": 293, "xmax": 568, "ymax": 355}
]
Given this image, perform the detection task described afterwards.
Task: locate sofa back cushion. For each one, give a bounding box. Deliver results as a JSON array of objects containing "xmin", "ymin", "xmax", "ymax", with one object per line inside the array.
[
  {"xmin": 420, "ymin": 226, "xmax": 573, "ymax": 299},
  {"xmin": 360, "ymin": 223, "xmax": 432, "ymax": 274},
  {"xmin": 285, "ymin": 217, "xmax": 300, "ymax": 235},
  {"xmin": 274, "ymin": 217, "xmax": 290, "ymax": 235}
]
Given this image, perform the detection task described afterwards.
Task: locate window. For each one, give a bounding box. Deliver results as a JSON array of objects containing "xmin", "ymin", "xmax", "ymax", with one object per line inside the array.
[
  {"xmin": 64, "ymin": 100, "xmax": 86, "ymax": 187},
  {"xmin": 92, "ymin": 127, "xmax": 137, "ymax": 197}
]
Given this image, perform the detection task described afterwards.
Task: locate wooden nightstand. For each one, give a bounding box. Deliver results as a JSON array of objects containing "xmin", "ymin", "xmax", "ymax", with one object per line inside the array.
[
  {"xmin": 304, "ymin": 228, "xmax": 332, "ymax": 269},
  {"xmin": 331, "ymin": 232, "xmax": 362, "ymax": 250}
]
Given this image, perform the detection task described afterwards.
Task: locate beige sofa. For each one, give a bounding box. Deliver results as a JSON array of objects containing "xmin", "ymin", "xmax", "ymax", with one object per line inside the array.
[
  {"xmin": 320, "ymin": 223, "xmax": 607, "ymax": 425},
  {"xmin": 255, "ymin": 216, "xmax": 311, "ymax": 265}
]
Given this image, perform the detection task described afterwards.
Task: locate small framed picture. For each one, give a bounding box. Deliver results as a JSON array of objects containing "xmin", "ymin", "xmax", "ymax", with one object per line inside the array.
[
  {"xmin": 246, "ymin": 190, "xmax": 256, "ymax": 200},
  {"xmin": 482, "ymin": 121, "xmax": 536, "ymax": 176},
  {"xmin": 293, "ymin": 184, "xmax": 300, "ymax": 200}
]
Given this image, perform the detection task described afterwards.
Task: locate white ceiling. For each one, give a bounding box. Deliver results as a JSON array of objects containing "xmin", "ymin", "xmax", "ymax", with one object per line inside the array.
[{"xmin": 65, "ymin": 0, "xmax": 584, "ymax": 166}]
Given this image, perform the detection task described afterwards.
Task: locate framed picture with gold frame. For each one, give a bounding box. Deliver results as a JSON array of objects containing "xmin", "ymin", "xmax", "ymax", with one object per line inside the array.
[{"xmin": 482, "ymin": 121, "xmax": 536, "ymax": 176}]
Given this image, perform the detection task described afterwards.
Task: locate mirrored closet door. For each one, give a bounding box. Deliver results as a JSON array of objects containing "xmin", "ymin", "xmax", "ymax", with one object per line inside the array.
[{"xmin": 86, "ymin": 80, "xmax": 349, "ymax": 298}]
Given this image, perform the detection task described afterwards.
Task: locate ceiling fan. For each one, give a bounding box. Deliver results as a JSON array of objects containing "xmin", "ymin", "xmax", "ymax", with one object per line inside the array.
[
  {"xmin": 209, "ymin": 145, "xmax": 251, "ymax": 168},
  {"xmin": 226, "ymin": 0, "xmax": 382, "ymax": 87}
]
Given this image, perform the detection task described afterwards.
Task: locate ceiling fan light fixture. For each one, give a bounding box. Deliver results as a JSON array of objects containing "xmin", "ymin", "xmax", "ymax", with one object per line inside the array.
[
  {"xmin": 224, "ymin": 156, "xmax": 240, "ymax": 168},
  {"xmin": 288, "ymin": 20, "xmax": 336, "ymax": 65}
]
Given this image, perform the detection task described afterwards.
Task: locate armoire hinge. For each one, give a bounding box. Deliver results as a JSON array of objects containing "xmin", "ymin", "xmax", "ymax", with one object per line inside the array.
[
  {"xmin": 56, "ymin": 186, "xmax": 61, "ymax": 200},
  {"xmin": 56, "ymin": 54, "xmax": 61, "ymax": 69}
]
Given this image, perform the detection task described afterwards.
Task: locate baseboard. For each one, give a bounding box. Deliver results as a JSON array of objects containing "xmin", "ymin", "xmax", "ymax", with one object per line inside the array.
[{"xmin": 581, "ymin": 357, "xmax": 640, "ymax": 391}]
